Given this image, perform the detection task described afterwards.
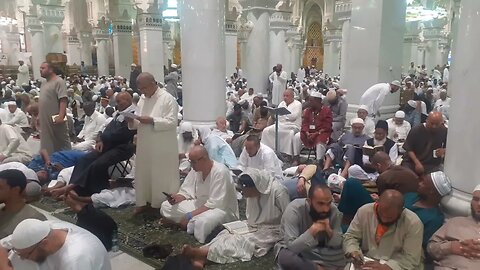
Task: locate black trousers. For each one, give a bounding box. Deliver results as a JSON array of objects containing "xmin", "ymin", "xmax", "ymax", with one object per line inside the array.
[
  {"xmin": 70, "ymin": 144, "xmax": 134, "ymax": 196},
  {"xmin": 77, "ymin": 204, "xmax": 117, "ymax": 251}
]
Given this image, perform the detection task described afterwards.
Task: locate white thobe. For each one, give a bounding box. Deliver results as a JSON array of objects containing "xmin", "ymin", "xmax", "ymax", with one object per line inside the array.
[
  {"xmin": 362, "ymin": 117, "xmax": 375, "ymax": 138},
  {"xmin": 238, "ymin": 143, "xmax": 284, "ymax": 181},
  {"xmin": 206, "ymin": 179, "xmax": 290, "ymax": 264},
  {"xmin": 359, "ymin": 83, "xmax": 391, "ymax": 116},
  {"xmin": 73, "ymin": 111, "xmax": 106, "ymax": 151},
  {"xmin": 160, "ymin": 161, "xmax": 239, "ymax": 243},
  {"xmin": 269, "ymin": 71, "xmax": 288, "ymax": 106},
  {"xmin": 129, "ymin": 87, "xmax": 179, "ymax": 208},
  {"xmin": 240, "ymin": 93, "xmax": 255, "ymax": 106},
  {"xmin": 433, "ymin": 98, "xmax": 451, "ymax": 112},
  {"xmin": 443, "ymin": 68, "xmax": 449, "ymax": 83},
  {"xmin": 17, "ymin": 64, "xmax": 30, "ymax": 86},
  {"xmin": 433, "ymin": 69, "xmax": 442, "ymax": 81},
  {"xmin": 297, "ymin": 68, "xmax": 305, "ymax": 83},
  {"xmin": 386, "ymin": 118, "xmax": 411, "ymax": 142},
  {"xmin": 261, "ymin": 100, "xmax": 302, "ymax": 156},
  {"xmin": 210, "ymin": 128, "xmax": 234, "ymax": 142},
  {"xmin": 0, "ymin": 124, "xmax": 32, "ymax": 164},
  {"xmin": 5, "ymin": 109, "xmax": 29, "ymax": 127}
]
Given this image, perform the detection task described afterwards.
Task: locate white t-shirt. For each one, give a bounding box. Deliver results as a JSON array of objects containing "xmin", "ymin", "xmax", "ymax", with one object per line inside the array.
[{"xmin": 40, "ymin": 221, "xmax": 111, "ymax": 270}]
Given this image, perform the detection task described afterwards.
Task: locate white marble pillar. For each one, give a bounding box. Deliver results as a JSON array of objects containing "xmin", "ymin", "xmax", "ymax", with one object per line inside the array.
[
  {"xmin": 66, "ymin": 34, "xmax": 82, "ymax": 65},
  {"xmin": 341, "ymin": 0, "xmax": 406, "ymax": 118},
  {"xmin": 79, "ymin": 32, "xmax": 93, "ymax": 66},
  {"xmin": 442, "ymin": 0, "xmax": 480, "ymax": 216},
  {"xmin": 137, "ymin": 12, "xmax": 165, "ymax": 82},
  {"xmin": 244, "ymin": 10, "xmax": 270, "ymax": 94},
  {"xmin": 112, "ymin": 20, "xmax": 133, "ymax": 78},
  {"xmin": 417, "ymin": 45, "xmax": 426, "ymax": 66},
  {"xmin": 339, "ymin": 19, "xmax": 350, "ymax": 84},
  {"xmin": 38, "ymin": 4, "xmax": 66, "ymax": 54},
  {"xmin": 269, "ymin": 29, "xmax": 286, "ymax": 72},
  {"xmin": 323, "ymin": 28, "xmax": 342, "ymax": 76},
  {"xmin": 225, "ymin": 22, "xmax": 238, "ymax": 78},
  {"xmin": 180, "ymin": 0, "xmax": 226, "ymax": 124},
  {"xmin": 26, "ymin": 16, "xmax": 45, "ymax": 79},
  {"xmin": 425, "ymin": 39, "xmax": 439, "ymax": 72},
  {"xmin": 162, "ymin": 23, "xmax": 174, "ymax": 67},
  {"xmin": 93, "ymin": 26, "xmax": 110, "ymax": 76}
]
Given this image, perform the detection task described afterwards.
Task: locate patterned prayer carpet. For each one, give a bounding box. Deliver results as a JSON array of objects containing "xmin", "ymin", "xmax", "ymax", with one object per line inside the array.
[{"xmin": 32, "ymin": 197, "xmax": 276, "ymax": 270}]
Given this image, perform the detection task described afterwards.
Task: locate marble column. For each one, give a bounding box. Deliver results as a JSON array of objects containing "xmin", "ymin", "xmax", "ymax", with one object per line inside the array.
[
  {"xmin": 79, "ymin": 31, "xmax": 93, "ymax": 66},
  {"xmin": 341, "ymin": 0, "xmax": 406, "ymax": 119},
  {"xmin": 237, "ymin": 18, "xmax": 253, "ymax": 74},
  {"xmin": 162, "ymin": 23, "xmax": 174, "ymax": 67},
  {"xmin": 66, "ymin": 32, "xmax": 82, "ymax": 65},
  {"xmin": 93, "ymin": 26, "xmax": 110, "ymax": 77},
  {"xmin": 442, "ymin": 0, "xmax": 480, "ymax": 216},
  {"xmin": 323, "ymin": 28, "xmax": 342, "ymax": 76},
  {"xmin": 417, "ymin": 44, "xmax": 425, "ymax": 66},
  {"xmin": 269, "ymin": 12, "xmax": 290, "ymax": 75},
  {"xmin": 403, "ymin": 21, "xmax": 421, "ymax": 73},
  {"xmin": 244, "ymin": 9, "xmax": 270, "ymax": 94},
  {"xmin": 286, "ymin": 28, "xmax": 302, "ymax": 73},
  {"xmin": 137, "ymin": 11, "xmax": 165, "ymax": 81},
  {"xmin": 112, "ymin": 20, "xmax": 133, "ymax": 78},
  {"xmin": 180, "ymin": 0, "xmax": 226, "ymax": 125},
  {"xmin": 38, "ymin": 4, "xmax": 66, "ymax": 54},
  {"xmin": 225, "ymin": 16, "xmax": 238, "ymax": 78},
  {"xmin": 26, "ymin": 16, "xmax": 45, "ymax": 79},
  {"xmin": 339, "ymin": 19, "xmax": 350, "ymax": 85}
]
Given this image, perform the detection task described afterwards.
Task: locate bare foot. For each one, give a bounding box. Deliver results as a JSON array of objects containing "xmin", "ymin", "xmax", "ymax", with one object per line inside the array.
[
  {"xmin": 182, "ymin": 245, "xmax": 206, "ymax": 269},
  {"xmin": 64, "ymin": 192, "xmax": 87, "ymax": 213},
  {"xmin": 133, "ymin": 205, "xmax": 151, "ymax": 215},
  {"xmin": 50, "ymin": 186, "xmax": 68, "ymax": 198}
]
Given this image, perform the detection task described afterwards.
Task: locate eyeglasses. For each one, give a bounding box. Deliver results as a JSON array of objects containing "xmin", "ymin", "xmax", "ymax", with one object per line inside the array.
[
  {"xmin": 188, "ymin": 156, "xmax": 205, "ymax": 165},
  {"xmin": 12, "ymin": 240, "xmax": 43, "ymax": 258}
]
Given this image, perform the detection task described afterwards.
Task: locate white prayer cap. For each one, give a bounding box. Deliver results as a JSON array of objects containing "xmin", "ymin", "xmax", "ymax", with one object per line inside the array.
[
  {"xmin": 394, "ymin": 111, "xmax": 405, "ymax": 118},
  {"xmin": 0, "ymin": 81, "xmax": 5, "ymax": 85},
  {"xmin": 131, "ymin": 63, "xmax": 137, "ymax": 67},
  {"xmin": 440, "ymin": 89, "xmax": 447, "ymax": 93},
  {"xmin": 473, "ymin": 185, "xmax": 480, "ymax": 192},
  {"xmin": 350, "ymin": 117, "xmax": 365, "ymax": 126},
  {"xmin": 326, "ymin": 89, "xmax": 337, "ymax": 101},
  {"xmin": 9, "ymin": 80, "xmax": 15, "ymax": 84},
  {"xmin": 327, "ymin": 173, "xmax": 346, "ymax": 189},
  {"xmin": 358, "ymin": 105, "xmax": 369, "ymax": 113},
  {"xmin": 391, "ymin": 80, "xmax": 401, "ymax": 87},
  {"xmin": 310, "ymin": 91, "xmax": 323, "ymax": 99},
  {"xmin": 6, "ymin": 101, "xmax": 17, "ymax": 106},
  {"xmin": 25, "ymin": 181, "xmax": 42, "ymax": 199},
  {"xmin": 132, "ymin": 93, "xmax": 139, "ymax": 98},
  {"xmin": 121, "ymin": 88, "xmax": 126, "ymax": 92},
  {"xmin": 171, "ymin": 64, "xmax": 178, "ymax": 69},
  {"xmin": 11, "ymin": 219, "xmax": 51, "ymax": 249},
  {"xmin": 407, "ymin": 100, "xmax": 417, "ymax": 108},
  {"xmin": 332, "ymin": 82, "xmax": 340, "ymax": 89},
  {"xmin": 67, "ymin": 88, "xmax": 74, "ymax": 93},
  {"xmin": 177, "ymin": 113, "xmax": 183, "ymax": 121},
  {"xmin": 7, "ymin": 77, "xmax": 11, "ymax": 80},
  {"xmin": 430, "ymin": 171, "xmax": 452, "ymax": 196},
  {"xmin": 179, "ymin": 121, "xmax": 193, "ymax": 133},
  {"xmin": 92, "ymin": 95, "xmax": 99, "ymax": 101},
  {"xmin": 21, "ymin": 83, "xmax": 28, "ymax": 86}
]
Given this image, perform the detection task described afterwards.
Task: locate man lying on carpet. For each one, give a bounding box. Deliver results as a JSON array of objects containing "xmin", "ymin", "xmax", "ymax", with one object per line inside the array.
[
  {"xmin": 160, "ymin": 145, "xmax": 239, "ymax": 243},
  {"xmin": 181, "ymin": 168, "xmax": 290, "ymax": 268}
]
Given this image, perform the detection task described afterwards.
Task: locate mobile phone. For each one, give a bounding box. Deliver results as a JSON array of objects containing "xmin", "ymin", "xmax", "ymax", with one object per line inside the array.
[{"xmin": 162, "ymin": 192, "xmax": 173, "ymax": 200}]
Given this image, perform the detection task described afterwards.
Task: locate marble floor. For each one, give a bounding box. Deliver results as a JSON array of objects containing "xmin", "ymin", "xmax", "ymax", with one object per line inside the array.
[{"xmin": 32, "ymin": 206, "xmax": 155, "ymax": 270}]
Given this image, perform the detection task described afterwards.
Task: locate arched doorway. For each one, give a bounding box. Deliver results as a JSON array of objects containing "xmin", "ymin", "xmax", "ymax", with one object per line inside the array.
[{"xmin": 303, "ymin": 22, "xmax": 324, "ymax": 68}]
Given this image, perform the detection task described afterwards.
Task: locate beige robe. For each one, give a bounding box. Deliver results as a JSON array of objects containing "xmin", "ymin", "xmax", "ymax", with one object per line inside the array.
[{"xmin": 129, "ymin": 87, "xmax": 179, "ymax": 208}]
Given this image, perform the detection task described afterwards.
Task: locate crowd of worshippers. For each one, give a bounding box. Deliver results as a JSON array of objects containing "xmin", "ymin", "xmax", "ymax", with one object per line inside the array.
[{"xmin": 1, "ymin": 60, "xmax": 476, "ymax": 270}]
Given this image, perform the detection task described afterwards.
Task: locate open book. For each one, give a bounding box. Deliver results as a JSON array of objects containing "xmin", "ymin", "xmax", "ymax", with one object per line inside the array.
[
  {"xmin": 348, "ymin": 256, "xmax": 375, "ymax": 270},
  {"xmin": 362, "ymin": 145, "xmax": 385, "ymax": 157},
  {"xmin": 223, "ymin": 220, "xmax": 257, "ymax": 235}
]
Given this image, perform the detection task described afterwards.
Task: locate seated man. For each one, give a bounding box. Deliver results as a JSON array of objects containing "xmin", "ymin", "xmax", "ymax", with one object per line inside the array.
[
  {"xmin": 325, "ymin": 89, "xmax": 347, "ymax": 142},
  {"xmin": 4, "ymin": 101, "xmax": 28, "ymax": 128},
  {"xmin": 275, "ymin": 184, "xmax": 345, "ymax": 270},
  {"xmin": 160, "ymin": 146, "xmax": 239, "ymax": 243},
  {"xmin": 293, "ymin": 91, "xmax": 333, "ymax": 164},
  {"xmin": 357, "ymin": 105, "xmax": 375, "ymax": 138},
  {"xmin": 182, "ymin": 168, "xmax": 290, "ymax": 267},
  {"xmin": 238, "ymin": 135, "xmax": 284, "ymax": 181},
  {"xmin": 323, "ymin": 118, "xmax": 370, "ymax": 177},
  {"xmin": 55, "ymin": 92, "xmax": 137, "ymax": 197},
  {"xmin": 386, "ymin": 111, "xmax": 411, "ymax": 143},
  {"xmin": 261, "ymin": 89, "xmax": 302, "ymax": 159},
  {"xmin": 402, "ymin": 111, "xmax": 447, "ymax": 175},
  {"xmin": 282, "ymin": 164, "xmax": 327, "ymax": 200},
  {"xmin": 178, "ymin": 121, "xmax": 197, "ymax": 174},
  {"xmin": 196, "ymin": 126, "xmax": 237, "ymax": 169},
  {"xmin": 346, "ymin": 120, "xmax": 398, "ymax": 180},
  {"xmin": 210, "ymin": 116, "xmax": 234, "ymax": 143},
  {"xmin": 0, "ymin": 120, "xmax": 32, "ymax": 164},
  {"xmin": 427, "ymin": 185, "xmax": 480, "ymax": 270},
  {"xmin": 72, "ymin": 102, "xmax": 106, "ymax": 151},
  {"xmin": 343, "ymin": 190, "xmax": 423, "ymax": 270},
  {"xmin": 1, "ymin": 218, "xmax": 111, "ymax": 270},
  {"xmin": 226, "ymin": 103, "xmax": 250, "ymax": 134},
  {"xmin": 0, "ymin": 170, "xmax": 46, "ymax": 239}
]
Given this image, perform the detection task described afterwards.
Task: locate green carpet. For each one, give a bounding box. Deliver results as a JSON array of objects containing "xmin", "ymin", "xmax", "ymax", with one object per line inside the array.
[{"xmin": 32, "ymin": 197, "xmax": 276, "ymax": 270}]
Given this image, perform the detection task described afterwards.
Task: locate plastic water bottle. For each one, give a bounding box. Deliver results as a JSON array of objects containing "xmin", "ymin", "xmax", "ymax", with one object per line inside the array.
[{"xmin": 111, "ymin": 229, "xmax": 119, "ymax": 252}]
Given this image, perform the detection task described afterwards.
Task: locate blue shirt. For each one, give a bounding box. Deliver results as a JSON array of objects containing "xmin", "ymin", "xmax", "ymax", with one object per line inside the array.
[
  {"xmin": 204, "ymin": 135, "xmax": 237, "ymax": 169},
  {"xmin": 404, "ymin": 192, "xmax": 444, "ymax": 248},
  {"xmin": 28, "ymin": 150, "xmax": 88, "ymax": 172}
]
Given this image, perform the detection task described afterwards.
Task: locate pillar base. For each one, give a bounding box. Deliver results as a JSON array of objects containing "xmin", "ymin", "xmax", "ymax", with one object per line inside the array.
[{"xmin": 441, "ymin": 189, "xmax": 471, "ymax": 217}]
